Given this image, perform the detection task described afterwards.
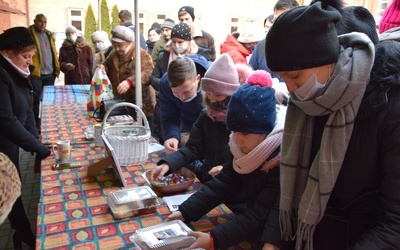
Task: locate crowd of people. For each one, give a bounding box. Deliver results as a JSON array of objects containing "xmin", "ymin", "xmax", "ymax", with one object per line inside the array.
[{"xmin": 1, "ymin": 0, "xmax": 400, "ymax": 249}]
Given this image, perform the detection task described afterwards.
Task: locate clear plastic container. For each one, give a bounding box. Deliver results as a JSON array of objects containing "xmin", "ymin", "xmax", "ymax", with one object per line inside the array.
[
  {"xmin": 129, "ymin": 220, "xmax": 196, "ymax": 250},
  {"xmin": 108, "ymin": 186, "xmax": 159, "ymax": 219}
]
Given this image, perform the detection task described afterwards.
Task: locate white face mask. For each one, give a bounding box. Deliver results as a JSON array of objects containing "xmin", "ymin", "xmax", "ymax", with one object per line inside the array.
[
  {"xmin": 68, "ymin": 35, "xmax": 77, "ymax": 43},
  {"xmin": 294, "ymin": 72, "xmax": 326, "ymax": 101},
  {"xmin": 94, "ymin": 42, "xmax": 106, "ymax": 52},
  {"xmin": 172, "ymin": 44, "xmax": 188, "ymax": 55},
  {"xmin": 182, "ymin": 91, "xmax": 197, "ymax": 102}
]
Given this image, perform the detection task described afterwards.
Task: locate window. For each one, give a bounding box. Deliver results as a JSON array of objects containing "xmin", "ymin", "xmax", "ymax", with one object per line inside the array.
[
  {"xmin": 155, "ymin": 14, "xmax": 166, "ymax": 27},
  {"xmin": 230, "ymin": 17, "xmax": 239, "ymax": 34},
  {"xmin": 68, "ymin": 8, "xmax": 83, "ymax": 31},
  {"xmin": 381, "ymin": 0, "xmax": 388, "ymax": 10},
  {"xmin": 139, "ymin": 12, "xmax": 145, "ymax": 35}
]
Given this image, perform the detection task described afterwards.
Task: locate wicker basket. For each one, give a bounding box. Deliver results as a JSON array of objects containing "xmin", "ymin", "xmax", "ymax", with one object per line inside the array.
[{"xmin": 102, "ymin": 102, "xmax": 150, "ymax": 166}]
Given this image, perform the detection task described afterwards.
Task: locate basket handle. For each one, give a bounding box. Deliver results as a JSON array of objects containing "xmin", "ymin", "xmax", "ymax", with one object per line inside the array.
[{"xmin": 101, "ymin": 101, "xmax": 150, "ymax": 132}]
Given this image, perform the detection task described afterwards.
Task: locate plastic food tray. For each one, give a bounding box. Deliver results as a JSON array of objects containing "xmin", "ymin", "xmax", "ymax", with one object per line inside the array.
[
  {"xmin": 108, "ymin": 186, "xmax": 159, "ymax": 219},
  {"xmin": 129, "ymin": 220, "xmax": 195, "ymax": 250}
]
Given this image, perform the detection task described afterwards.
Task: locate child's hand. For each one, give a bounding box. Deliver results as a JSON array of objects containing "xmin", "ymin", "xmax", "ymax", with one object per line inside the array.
[
  {"xmin": 187, "ymin": 231, "xmax": 212, "ymax": 250},
  {"xmin": 165, "ymin": 211, "xmax": 184, "ymax": 222},
  {"xmin": 163, "ymin": 138, "xmax": 179, "ymax": 155},
  {"xmin": 150, "ymin": 164, "xmax": 170, "ymax": 181},
  {"xmin": 208, "ymin": 165, "xmax": 223, "ymax": 177}
]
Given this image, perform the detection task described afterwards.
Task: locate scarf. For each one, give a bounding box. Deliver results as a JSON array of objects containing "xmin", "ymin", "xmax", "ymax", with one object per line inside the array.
[
  {"xmin": 229, "ymin": 105, "xmax": 286, "ymax": 174},
  {"xmin": 1, "ymin": 54, "xmax": 30, "ymax": 78},
  {"xmin": 279, "ymin": 33, "xmax": 375, "ymax": 250}
]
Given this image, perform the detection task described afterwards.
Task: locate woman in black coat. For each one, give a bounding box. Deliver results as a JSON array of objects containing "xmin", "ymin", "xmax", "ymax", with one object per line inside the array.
[{"xmin": 0, "ymin": 27, "xmax": 51, "ymax": 249}]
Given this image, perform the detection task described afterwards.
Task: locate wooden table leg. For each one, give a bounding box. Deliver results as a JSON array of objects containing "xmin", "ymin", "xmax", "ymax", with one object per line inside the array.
[{"xmin": 34, "ymin": 154, "xmax": 41, "ymax": 173}]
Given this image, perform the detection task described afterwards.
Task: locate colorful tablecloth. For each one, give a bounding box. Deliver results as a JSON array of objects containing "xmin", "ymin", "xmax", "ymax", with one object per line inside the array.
[
  {"xmin": 37, "ymin": 102, "xmax": 256, "ymax": 249},
  {"xmin": 42, "ymin": 85, "xmax": 90, "ymax": 104}
]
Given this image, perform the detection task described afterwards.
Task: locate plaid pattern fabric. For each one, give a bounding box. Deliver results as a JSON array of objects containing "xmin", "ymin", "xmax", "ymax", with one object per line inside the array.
[
  {"xmin": 42, "ymin": 85, "xmax": 90, "ymax": 104},
  {"xmin": 194, "ymin": 30, "xmax": 216, "ymax": 61}
]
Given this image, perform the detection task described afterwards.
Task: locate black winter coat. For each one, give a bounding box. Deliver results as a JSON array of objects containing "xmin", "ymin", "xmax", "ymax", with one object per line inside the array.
[
  {"xmin": 302, "ymin": 40, "xmax": 400, "ymax": 249},
  {"xmin": 179, "ymin": 147, "xmax": 281, "ymax": 249},
  {"xmin": 0, "ymin": 56, "xmax": 49, "ymax": 172},
  {"xmin": 158, "ymin": 109, "xmax": 232, "ymax": 183}
]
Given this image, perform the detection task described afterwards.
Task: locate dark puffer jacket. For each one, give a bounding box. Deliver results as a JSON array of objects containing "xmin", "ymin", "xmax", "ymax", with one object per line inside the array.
[
  {"xmin": 179, "ymin": 148, "xmax": 281, "ymax": 249},
  {"xmin": 59, "ymin": 37, "xmax": 93, "ymax": 85},
  {"xmin": 301, "ymin": 40, "xmax": 400, "ymax": 249}
]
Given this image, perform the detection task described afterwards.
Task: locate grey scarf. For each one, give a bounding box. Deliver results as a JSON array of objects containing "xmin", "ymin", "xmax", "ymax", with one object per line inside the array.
[{"xmin": 279, "ymin": 33, "xmax": 375, "ymax": 250}]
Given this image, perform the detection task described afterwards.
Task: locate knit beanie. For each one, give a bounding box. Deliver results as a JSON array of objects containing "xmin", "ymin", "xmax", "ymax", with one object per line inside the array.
[
  {"xmin": 65, "ymin": 25, "xmax": 78, "ymax": 34},
  {"xmin": 226, "ymin": 70, "xmax": 276, "ymax": 134},
  {"xmin": 336, "ymin": 6, "xmax": 379, "ymax": 45},
  {"xmin": 265, "ymin": 2, "xmax": 342, "ymax": 71},
  {"xmin": 151, "ymin": 22, "xmax": 161, "ymax": 30},
  {"xmin": 91, "ymin": 30, "xmax": 109, "ymax": 43},
  {"xmin": 0, "ymin": 27, "xmax": 35, "ymax": 50},
  {"xmin": 237, "ymin": 23, "xmax": 265, "ymax": 43},
  {"xmin": 171, "ymin": 23, "xmax": 191, "ymax": 41},
  {"xmin": 161, "ymin": 18, "xmax": 175, "ymax": 30},
  {"xmin": 178, "ymin": 6, "xmax": 195, "ymax": 21},
  {"xmin": 379, "ymin": 0, "xmax": 400, "ymax": 33},
  {"xmin": 201, "ymin": 53, "xmax": 240, "ymax": 96}
]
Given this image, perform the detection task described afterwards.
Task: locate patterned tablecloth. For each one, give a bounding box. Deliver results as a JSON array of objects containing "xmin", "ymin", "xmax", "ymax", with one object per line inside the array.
[
  {"xmin": 42, "ymin": 85, "xmax": 90, "ymax": 104},
  {"xmin": 36, "ymin": 102, "xmax": 255, "ymax": 249}
]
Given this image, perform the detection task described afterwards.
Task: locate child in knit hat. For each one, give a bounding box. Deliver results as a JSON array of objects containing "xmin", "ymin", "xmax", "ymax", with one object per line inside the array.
[
  {"xmin": 151, "ymin": 54, "xmax": 241, "ymax": 183},
  {"xmin": 165, "ymin": 69, "xmax": 287, "ymax": 249}
]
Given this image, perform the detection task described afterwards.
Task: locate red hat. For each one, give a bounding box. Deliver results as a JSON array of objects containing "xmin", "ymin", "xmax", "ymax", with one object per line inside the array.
[{"xmin": 379, "ymin": 0, "xmax": 400, "ymax": 33}]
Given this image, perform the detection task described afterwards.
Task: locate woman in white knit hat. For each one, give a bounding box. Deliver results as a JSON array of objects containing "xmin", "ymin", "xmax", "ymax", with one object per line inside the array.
[{"xmin": 90, "ymin": 30, "xmax": 112, "ymax": 74}]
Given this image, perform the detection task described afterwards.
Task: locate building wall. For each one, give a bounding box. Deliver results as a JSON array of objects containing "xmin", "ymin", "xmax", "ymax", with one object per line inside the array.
[
  {"xmin": 0, "ymin": 0, "xmax": 394, "ymax": 55},
  {"xmin": 0, "ymin": 0, "xmax": 27, "ymax": 31}
]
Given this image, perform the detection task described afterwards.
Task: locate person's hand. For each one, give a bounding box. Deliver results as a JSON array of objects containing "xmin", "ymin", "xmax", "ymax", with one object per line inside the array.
[
  {"xmin": 208, "ymin": 165, "xmax": 223, "ymax": 177},
  {"xmin": 65, "ymin": 63, "xmax": 75, "ymax": 71},
  {"xmin": 117, "ymin": 80, "xmax": 131, "ymax": 94},
  {"xmin": 150, "ymin": 164, "xmax": 170, "ymax": 181},
  {"xmin": 165, "ymin": 211, "xmax": 184, "ymax": 222},
  {"xmin": 187, "ymin": 231, "xmax": 212, "ymax": 250},
  {"xmin": 97, "ymin": 64, "xmax": 106, "ymax": 72},
  {"xmin": 163, "ymin": 138, "xmax": 179, "ymax": 155},
  {"xmin": 263, "ymin": 243, "xmax": 280, "ymax": 250}
]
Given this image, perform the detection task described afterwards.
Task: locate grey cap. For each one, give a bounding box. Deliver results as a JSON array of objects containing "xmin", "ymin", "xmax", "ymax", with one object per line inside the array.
[
  {"xmin": 111, "ymin": 25, "xmax": 134, "ymax": 43},
  {"xmin": 161, "ymin": 18, "xmax": 175, "ymax": 30}
]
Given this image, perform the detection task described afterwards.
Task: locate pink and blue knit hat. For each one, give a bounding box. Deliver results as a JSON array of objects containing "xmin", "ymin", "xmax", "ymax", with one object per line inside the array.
[{"xmin": 226, "ymin": 70, "xmax": 276, "ymax": 134}]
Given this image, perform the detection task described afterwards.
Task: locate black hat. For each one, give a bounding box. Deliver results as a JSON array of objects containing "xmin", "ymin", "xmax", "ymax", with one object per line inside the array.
[
  {"xmin": 171, "ymin": 23, "xmax": 191, "ymax": 41},
  {"xmin": 265, "ymin": 2, "xmax": 342, "ymax": 71},
  {"xmin": 178, "ymin": 6, "xmax": 195, "ymax": 21},
  {"xmin": 0, "ymin": 27, "xmax": 35, "ymax": 50},
  {"xmin": 336, "ymin": 6, "xmax": 379, "ymax": 45}
]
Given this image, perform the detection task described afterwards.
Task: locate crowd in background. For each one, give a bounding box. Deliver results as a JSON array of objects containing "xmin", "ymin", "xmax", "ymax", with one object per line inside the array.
[{"xmin": 1, "ymin": 0, "xmax": 400, "ymax": 249}]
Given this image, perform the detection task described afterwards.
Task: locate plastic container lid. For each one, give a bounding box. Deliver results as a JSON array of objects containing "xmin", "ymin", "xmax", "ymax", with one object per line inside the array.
[
  {"xmin": 129, "ymin": 220, "xmax": 195, "ymax": 250},
  {"xmin": 108, "ymin": 186, "xmax": 159, "ymax": 219}
]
